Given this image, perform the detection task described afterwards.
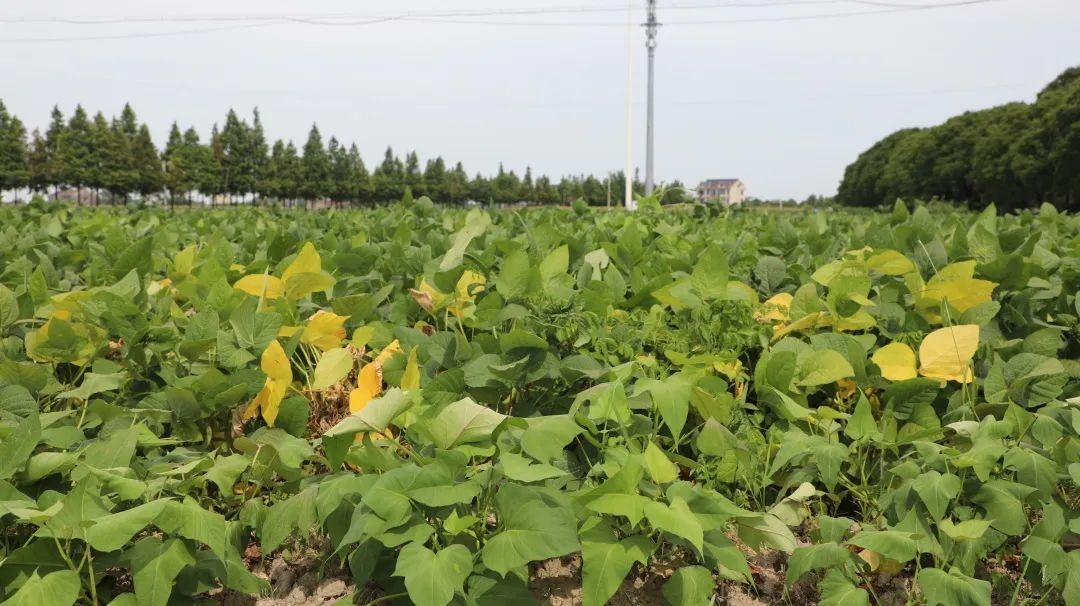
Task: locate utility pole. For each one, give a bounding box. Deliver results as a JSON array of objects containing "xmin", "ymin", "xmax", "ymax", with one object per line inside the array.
[
  {"xmin": 624, "ymin": 0, "xmax": 635, "ymax": 210},
  {"xmin": 644, "ymin": 0, "xmax": 658, "ymax": 196}
]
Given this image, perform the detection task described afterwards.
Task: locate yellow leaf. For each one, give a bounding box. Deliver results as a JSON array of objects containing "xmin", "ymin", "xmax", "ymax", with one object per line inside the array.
[
  {"xmin": 919, "ymin": 325, "xmax": 979, "ymax": 384},
  {"xmin": 918, "ymin": 277, "xmax": 997, "ymax": 322},
  {"xmin": 281, "ymin": 242, "xmax": 322, "ymax": 284},
  {"xmin": 866, "ymin": 250, "xmax": 915, "ymax": 276},
  {"xmin": 302, "ymin": 310, "xmax": 349, "ymax": 351},
  {"xmin": 872, "ymin": 342, "xmax": 918, "ymax": 381},
  {"xmin": 374, "ymin": 340, "xmax": 402, "ymax": 365},
  {"xmin": 277, "ymin": 325, "xmax": 302, "ymax": 338},
  {"xmin": 409, "ymin": 279, "xmax": 444, "ymax": 312},
  {"xmin": 234, "ymin": 274, "xmax": 284, "ymax": 299},
  {"xmin": 755, "ymin": 292, "xmax": 792, "ymax": 323},
  {"xmin": 244, "ymin": 340, "xmax": 292, "ymax": 426},
  {"xmin": 401, "ymin": 347, "xmax": 421, "ymax": 390},
  {"xmin": 349, "ymin": 362, "xmax": 382, "ymax": 413}
]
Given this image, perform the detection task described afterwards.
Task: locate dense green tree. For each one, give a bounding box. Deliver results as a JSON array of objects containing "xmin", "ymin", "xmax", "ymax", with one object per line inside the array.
[
  {"xmin": 0, "ymin": 100, "xmax": 28, "ymax": 196},
  {"xmin": 327, "ymin": 137, "xmax": 353, "ymax": 206},
  {"xmin": 132, "ymin": 124, "xmax": 163, "ymax": 198},
  {"xmin": 27, "ymin": 130, "xmax": 49, "ymax": 193},
  {"xmin": 58, "ymin": 106, "xmax": 96, "ymax": 202},
  {"xmin": 299, "ymin": 124, "xmax": 330, "ymax": 202},
  {"xmin": 838, "ymin": 65, "xmax": 1080, "ymax": 211},
  {"xmin": 348, "ymin": 144, "xmax": 373, "ymax": 206},
  {"xmin": 403, "ymin": 151, "xmax": 424, "ymax": 198},
  {"xmin": 422, "ymin": 156, "xmax": 447, "ymax": 202},
  {"xmin": 373, "ymin": 147, "xmax": 404, "ymax": 202},
  {"xmin": 43, "ymin": 106, "xmax": 66, "ymax": 197}
]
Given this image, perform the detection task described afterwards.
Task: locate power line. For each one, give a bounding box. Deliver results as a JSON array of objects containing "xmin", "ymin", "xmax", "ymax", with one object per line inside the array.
[{"xmin": 0, "ymin": 0, "xmax": 1008, "ymax": 42}]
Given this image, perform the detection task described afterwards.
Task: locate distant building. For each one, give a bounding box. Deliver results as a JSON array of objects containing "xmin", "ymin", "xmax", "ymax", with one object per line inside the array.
[{"xmin": 697, "ymin": 179, "xmax": 746, "ymax": 205}]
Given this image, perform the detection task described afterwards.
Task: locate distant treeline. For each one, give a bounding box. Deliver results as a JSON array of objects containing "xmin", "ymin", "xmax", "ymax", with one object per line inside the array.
[
  {"xmin": 0, "ymin": 102, "xmax": 691, "ymax": 206},
  {"xmin": 837, "ymin": 66, "xmax": 1080, "ymax": 211}
]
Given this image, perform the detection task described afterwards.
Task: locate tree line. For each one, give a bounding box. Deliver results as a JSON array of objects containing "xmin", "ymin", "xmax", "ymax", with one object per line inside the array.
[
  {"xmin": 837, "ymin": 65, "xmax": 1080, "ymax": 212},
  {"xmin": 0, "ymin": 101, "xmax": 692, "ymax": 207}
]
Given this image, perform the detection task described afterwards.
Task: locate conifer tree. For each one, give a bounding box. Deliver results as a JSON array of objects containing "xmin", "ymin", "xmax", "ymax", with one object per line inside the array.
[
  {"xmin": 27, "ymin": 130, "xmax": 49, "ymax": 194},
  {"xmin": 132, "ymin": 124, "xmax": 163, "ymax": 198},
  {"xmin": 58, "ymin": 105, "xmax": 95, "ymax": 202},
  {"xmin": 0, "ymin": 101, "xmax": 28, "ymax": 198},
  {"xmin": 299, "ymin": 124, "xmax": 329, "ymax": 202},
  {"xmin": 44, "ymin": 106, "xmax": 66, "ymax": 198},
  {"xmin": 348, "ymin": 143, "xmax": 372, "ymax": 206}
]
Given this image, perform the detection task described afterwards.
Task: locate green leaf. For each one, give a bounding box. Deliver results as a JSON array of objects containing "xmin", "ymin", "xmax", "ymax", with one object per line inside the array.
[
  {"xmin": 818, "ymin": 569, "xmax": 869, "ymax": 606},
  {"xmin": 393, "ymin": 543, "xmax": 473, "ymax": 606},
  {"xmin": 970, "ymin": 480, "xmax": 1033, "ymax": 536},
  {"xmin": 324, "ymin": 389, "xmax": 415, "ymax": 438},
  {"xmin": 0, "ymin": 409, "xmax": 41, "ymax": 480},
  {"xmin": 736, "ymin": 513, "xmax": 796, "ymax": 553},
  {"xmin": 0, "ymin": 284, "xmax": 18, "ymax": 330},
  {"xmin": 846, "ymin": 530, "xmax": 917, "ymax": 563},
  {"xmin": 690, "ymin": 244, "xmax": 729, "ymax": 301},
  {"xmin": 661, "ymin": 565, "xmax": 714, "ymax": 606},
  {"xmin": 440, "ymin": 209, "xmax": 491, "ymax": 271},
  {"xmin": 86, "ymin": 499, "xmax": 169, "ymax": 552},
  {"xmin": 644, "ymin": 442, "xmax": 679, "ymax": 485},
  {"xmin": 495, "ymin": 249, "xmax": 533, "ymax": 300},
  {"xmin": 644, "ymin": 498, "xmax": 703, "ymax": 553},
  {"xmin": 786, "ymin": 542, "xmax": 855, "ymax": 586},
  {"xmin": 581, "ymin": 523, "xmax": 654, "ymax": 606},
  {"xmin": 312, "ymin": 347, "xmax": 354, "ymax": 390},
  {"xmin": 423, "ymin": 398, "xmax": 506, "ymax": 450},
  {"xmin": 58, "ymin": 371, "xmax": 125, "ymax": 401},
  {"xmin": 796, "ymin": 350, "xmax": 855, "ymax": 387},
  {"xmin": 0, "ymin": 570, "xmax": 80, "ymax": 606},
  {"xmin": 482, "ymin": 484, "xmax": 580, "ymax": 576},
  {"xmin": 911, "ymin": 470, "xmax": 962, "ymax": 521},
  {"xmin": 916, "ymin": 568, "xmax": 991, "ymax": 606},
  {"xmin": 520, "ymin": 415, "xmax": 582, "ymax": 464},
  {"xmin": 937, "ymin": 519, "xmax": 992, "ymax": 542},
  {"xmin": 229, "ymin": 298, "xmax": 283, "ymax": 352},
  {"xmin": 129, "ymin": 537, "xmax": 197, "ymax": 606}
]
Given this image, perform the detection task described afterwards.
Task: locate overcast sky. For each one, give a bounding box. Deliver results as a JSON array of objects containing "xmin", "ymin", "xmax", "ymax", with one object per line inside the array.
[{"xmin": 1, "ymin": 0, "xmax": 1077, "ymax": 199}]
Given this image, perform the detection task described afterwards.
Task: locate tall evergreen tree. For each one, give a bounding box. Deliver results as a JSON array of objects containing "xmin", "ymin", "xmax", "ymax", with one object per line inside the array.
[
  {"xmin": 327, "ymin": 137, "xmax": 352, "ymax": 206},
  {"xmin": 132, "ymin": 124, "xmax": 163, "ymax": 198},
  {"xmin": 299, "ymin": 124, "xmax": 329, "ymax": 202},
  {"xmin": 44, "ymin": 106, "xmax": 66, "ymax": 198},
  {"xmin": 374, "ymin": 146, "xmax": 404, "ymax": 202},
  {"xmin": 58, "ymin": 105, "xmax": 95, "ymax": 202},
  {"xmin": 27, "ymin": 130, "xmax": 49, "ymax": 194},
  {"xmin": 403, "ymin": 151, "xmax": 424, "ymax": 198},
  {"xmin": 248, "ymin": 108, "xmax": 269, "ymax": 202},
  {"xmin": 423, "ymin": 156, "xmax": 448, "ymax": 202},
  {"xmin": 0, "ymin": 100, "xmax": 28, "ymax": 198},
  {"xmin": 348, "ymin": 144, "xmax": 372, "ymax": 206}
]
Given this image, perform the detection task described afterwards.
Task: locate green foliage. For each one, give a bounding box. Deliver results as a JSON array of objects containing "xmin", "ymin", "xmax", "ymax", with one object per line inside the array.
[
  {"xmin": 838, "ymin": 65, "xmax": 1080, "ymax": 211},
  {"xmin": 0, "ymin": 202, "xmax": 1077, "ymax": 606}
]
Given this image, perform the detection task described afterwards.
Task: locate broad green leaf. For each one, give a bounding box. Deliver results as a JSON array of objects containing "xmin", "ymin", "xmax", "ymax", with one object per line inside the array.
[
  {"xmin": 581, "ymin": 523, "xmax": 654, "ymax": 606},
  {"xmin": 661, "ymin": 565, "xmax": 714, "ymax": 606},
  {"xmin": 0, "ymin": 570, "xmax": 80, "ymax": 606},
  {"xmin": 690, "ymin": 244, "xmax": 728, "ymax": 301},
  {"xmin": 938, "ymin": 519, "xmax": 992, "ymax": 542},
  {"xmin": 482, "ymin": 484, "xmax": 579, "ymax": 576},
  {"xmin": 644, "ymin": 442, "xmax": 680, "ymax": 485},
  {"xmin": 786, "ymin": 542, "xmax": 855, "ymax": 586},
  {"xmin": 130, "ymin": 537, "xmax": 197, "ymax": 606},
  {"xmin": 796, "ymin": 350, "xmax": 854, "ymax": 387},
  {"xmin": 393, "ymin": 543, "xmax": 473, "ymax": 606},
  {"xmin": 846, "ymin": 530, "xmax": 917, "ymax": 563},
  {"xmin": 916, "ymin": 568, "xmax": 991, "ymax": 606},
  {"xmin": 423, "ymin": 397, "xmax": 506, "ymax": 450},
  {"xmin": 644, "ymin": 498, "xmax": 703, "ymax": 553},
  {"xmin": 910, "ymin": 470, "xmax": 962, "ymax": 521},
  {"xmin": 312, "ymin": 347, "xmax": 354, "ymax": 390},
  {"xmin": 818, "ymin": 569, "xmax": 869, "ymax": 606}
]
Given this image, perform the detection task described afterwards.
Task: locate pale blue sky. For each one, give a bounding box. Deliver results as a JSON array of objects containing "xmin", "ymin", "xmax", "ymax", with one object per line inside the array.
[{"xmin": 1, "ymin": 0, "xmax": 1077, "ymax": 199}]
